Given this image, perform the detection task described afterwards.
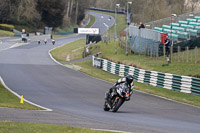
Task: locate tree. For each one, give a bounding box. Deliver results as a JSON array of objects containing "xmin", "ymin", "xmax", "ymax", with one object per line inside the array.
[
  {"xmin": 0, "ymin": 0, "xmax": 10, "ymax": 23},
  {"xmin": 16, "ymin": 0, "xmax": 41, "ymax": 27},
  {"xmin": 37, "ymin": 0, "xmax": 66, "ymax": 27},
  {"xmin": 186, "ymin": 0, "xmax": 200, "ymax": 12}
]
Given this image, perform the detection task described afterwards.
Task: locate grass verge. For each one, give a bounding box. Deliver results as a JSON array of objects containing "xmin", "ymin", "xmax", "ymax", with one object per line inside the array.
[
  {"xmin": 50, "ymin": 39, "xmax": 85, "ymax": 62},
  {"xmin": 50, "ymin": 11, "xmax": 200, "ymax": 107},
  {"xmin": 89, "ymin": 39, "xmax": 200, "ymax": 77},
  {"xmin": 90, "ymin": 10, "xmax": 126, "ymax": 35},
  {"xmin": 72, "ymin": 60, "xmax": 200, "ymax": 107},
  {"xmin": 0, "ymin": 121, "xmax": 115, "ymax": 133},
  {"xmin": 0, "ymin": 83, "xmax": 41, "ymax": 110},
  {"xmin": 86, "ymin": 15, "xmax": 96, "ymax": 28},
  {"xmin": 0, "ymin": 29, "xmax": 14, "ymax": 36}
]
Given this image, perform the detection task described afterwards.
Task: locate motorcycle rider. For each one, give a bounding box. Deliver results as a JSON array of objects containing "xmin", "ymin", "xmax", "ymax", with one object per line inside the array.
[
  {"xmin": 38, "ymin": 38, "xmax": 40, "ymax": 44},
  {"xmin": 52, "ymin": 38, "xmax": 55, "ymax": 45},
  {"xmin": 44, "ymin": 38, "xmax": 47, "ymax": 45},
  {"xmin": 105, "ymin": 75, "xmax": 134, "ymax": 107}
]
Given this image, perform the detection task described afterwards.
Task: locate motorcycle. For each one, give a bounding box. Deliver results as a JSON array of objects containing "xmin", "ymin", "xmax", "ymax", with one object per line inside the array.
[
  {"xmin": 38, "ymin": 39, "xmax": 40, "ymax": 45},
  {"xmin": 44, "ymin": 39, "xmax": 47, "ymax": 45},
  {"xmin": 52, "ymin": 39, "xmax": 55, "ymax": 45},
  {"xmin": 104, "ymin": 83, "xmax": 132, "ymax": 112}
]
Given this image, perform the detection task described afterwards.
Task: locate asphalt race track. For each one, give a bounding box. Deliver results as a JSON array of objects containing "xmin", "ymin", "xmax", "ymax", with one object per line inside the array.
[{"xmin": 0, "ymin": 12, "xmax": 200, "ymax": 133}]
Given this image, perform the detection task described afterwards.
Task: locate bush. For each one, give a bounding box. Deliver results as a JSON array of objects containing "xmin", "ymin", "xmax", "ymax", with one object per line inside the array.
[
  {"xmin": 55, "ymin": 25, "xmax": 78, "ymax": 33},
  {"xmin": 0, "ymin": 24, "xmax": 14, "ymax": 31}
]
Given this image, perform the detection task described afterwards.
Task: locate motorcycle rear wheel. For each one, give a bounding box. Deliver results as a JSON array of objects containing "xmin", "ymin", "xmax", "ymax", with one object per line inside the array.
[{"xmin": 104, "ymin": 101, "xmax": 110, "ymax": 111}]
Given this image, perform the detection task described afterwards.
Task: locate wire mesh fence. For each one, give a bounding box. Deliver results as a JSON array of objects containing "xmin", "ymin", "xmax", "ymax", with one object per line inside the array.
[
  {"xmin": 117, "ymin": 36, "xmax": 200, "ymax": 64},
  {"xmin": 145, "ymin": 11, "xmax": 200, "ymax": 29}
]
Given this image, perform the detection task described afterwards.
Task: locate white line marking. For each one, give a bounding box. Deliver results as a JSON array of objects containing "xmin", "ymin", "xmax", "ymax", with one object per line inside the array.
[
  {"xmin": 9, "ymin": 42, "xmax": 29, "ymax": 49},
  {"xmin": 0, "ymin": 76, "xmax": 52, "ymax": 111},
  {"xmin": 0, "ymin": 40, "xmax": 2, "ymax": 44},
  {"xmin": 91, "ymin": 128, "xmax": 132, "ymax": 133}
]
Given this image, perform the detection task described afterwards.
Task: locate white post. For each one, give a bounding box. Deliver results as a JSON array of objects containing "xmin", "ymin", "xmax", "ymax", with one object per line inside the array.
[
  {"xmin": 126, "ymin": 2, "xmax": 132, "ymax": 56},
  {"xmin": 126, "ymin": 2, "xmax": 128, "ymax": 56},
  {"xmin": 115, "ymin": 4, "xmax": 120, "ymax": 54}
]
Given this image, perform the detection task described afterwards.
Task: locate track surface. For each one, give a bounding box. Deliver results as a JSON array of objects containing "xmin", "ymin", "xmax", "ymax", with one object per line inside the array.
[{"xmin": 0, "ymin": 12, "xmax": 200, "ymax": 133}]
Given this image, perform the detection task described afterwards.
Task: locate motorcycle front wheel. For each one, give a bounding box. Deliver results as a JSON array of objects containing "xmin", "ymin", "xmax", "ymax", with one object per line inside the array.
[{"xmin": 111, "ymin": 98, "xmax": 124, "ymax": 112}]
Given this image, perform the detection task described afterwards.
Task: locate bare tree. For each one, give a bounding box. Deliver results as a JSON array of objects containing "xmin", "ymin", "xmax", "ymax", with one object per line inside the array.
[{"xmin": 17, "ymin": 0, "xmax": 41, "ymax": 26}]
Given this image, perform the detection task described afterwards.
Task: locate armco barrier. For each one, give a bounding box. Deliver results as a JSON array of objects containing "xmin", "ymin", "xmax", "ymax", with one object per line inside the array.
[{"xmin": 92, "ymin": 56, "xmax": 200, "ymax": 96}]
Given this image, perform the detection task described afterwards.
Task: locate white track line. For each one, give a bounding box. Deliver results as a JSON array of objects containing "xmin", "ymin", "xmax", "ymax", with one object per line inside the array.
[
  {"xmin": 0, "ymin": 41, "xmax": 52, "ymax": 111},
  {"xmin": 9, "ymin": 42, "xmax": 29, "ymax": 49},
  {"xmin": 0, "ymin": 76, "xmax": 52, "ymax": 111},
  {"xmin": 91, "ymin": 128, "xmax": 132, "ymax": 133}
]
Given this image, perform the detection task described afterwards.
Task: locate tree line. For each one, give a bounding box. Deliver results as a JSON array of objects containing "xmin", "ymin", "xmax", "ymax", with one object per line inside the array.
[
  {"xmin": 0, "ymin": 0, "xmax": 89, "ymax": 28},
  {"xmin": 0, "ymin": 0, "xmax": 199, "ymax": 29},
  {"xmin": 88, "ymin": 0, "xmax": 200, "ymax": 24}
]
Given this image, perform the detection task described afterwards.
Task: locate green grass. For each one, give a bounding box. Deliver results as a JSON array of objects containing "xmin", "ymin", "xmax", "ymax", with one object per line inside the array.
[
  {"xmin": 55, "ymin": 25, "xmax": 77, "ymax": 33},
  {"xmin": 14, "ymin": 25, "xmax": 37, "ymax": 33},
  {"xmin": 0, "ymin": 29, "xmax": 14, "ymax": 36},
  {"xmin": 89, "ymin": 39, "xmax": 200, "ymax": 77},
  {"xmin": 50, "ymin": 10, "xmax": 200, "ymax": 107},
  {"xmin": 86, "ymin": 10, "xmax": 200, "ymax": 77},
  {"xmin": 0, "ymin": 83, "xmax": 41, "ymax": 110},
  {"xmin": 50, "ymin": 38, "xmax": 200, "ymax": 107},
  {"xmin": 72, "ymin": 60, "xmax": 200, "ymax": 107},
  {"xmin": 86, "ymin": 15, "xmax": 96, "ymax": 28},
  {"xmin": 53, "ymin": 34, "xmax": 75, "ymax": 39},
  {"xmin": 0, "ymin": 121, "xmax": 115, "ymax": 133},
  {"xmin": 90, "ymin": 10, "xmax": 127, "ymax": 35},
  {"xmin": 50, "ymin": 39, "xmax": 85, "ymax": 62},
  {"xmin": 72, "ymin": 61, "xmax": 119, "ymax": 83}
]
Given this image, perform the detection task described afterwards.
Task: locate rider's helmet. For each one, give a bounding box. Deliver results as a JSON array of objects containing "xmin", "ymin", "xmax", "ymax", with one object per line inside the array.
[{"xmin": 126, "ymin": 75, "xmax": 133, "ymax": 84}]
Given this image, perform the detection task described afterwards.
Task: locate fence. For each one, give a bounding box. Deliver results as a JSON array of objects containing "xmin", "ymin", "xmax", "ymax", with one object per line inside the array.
[
  {"xmin": 118, "ymin": 37, "xmax": 200, "ymax": 64},
  {"xmin": 89, "ymin": 7, "xmax": 126, "ymax": 15},
  {"xmin": 145, "ymin": 11, "xmax": 200, "ymax": 29},
  {"xmin": 92, "ymin": 56, "xmax": 200, "ymax": 96},
  {"xmin": 129, "ymin": 26, "xmax": 161, "ymax": 41}
]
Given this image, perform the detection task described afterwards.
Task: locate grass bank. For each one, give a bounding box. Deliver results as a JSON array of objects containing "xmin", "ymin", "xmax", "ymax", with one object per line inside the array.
[
  {"xmin": 51, "ymin": 39, "xmax": 85, "ymax": 62},
  {"xmin": 54, "ymin": 14, "xmax": 95, "ymax": 39},
  {"xmin": 90, "ymin": 10, "xmax": 126, "ymax": 35},
  {"xmin": 89, "ymin": 40, "xmax": 200, "ymax": 77},
  {"xmin": 51, "ymin": 42, "xmax": 200, "ymax": 107},
  {"xmin": 50, "ymin": 11, "xmax": 200, "ymax": 107},
  {"xmin": 0, "ymin": 29, "xmax": 14, "ymax": 36},
  {"xmin": 86, "ymin": 15, "xmax": 96, "ymax": 28},
  {"xmin": 0, "ymin": 121, "xmax": 114, "ymax": 133},
  {"xmin": 73, "ymin": 60, "xmax": 200, "ymax": 107},
  {"xmin": 0, "ymin": 82, "xmax": 41, "ymax": 110}
]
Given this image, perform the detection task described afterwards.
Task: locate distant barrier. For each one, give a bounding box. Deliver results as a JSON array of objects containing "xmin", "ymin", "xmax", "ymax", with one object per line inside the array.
[
  {"xmin": 55, "ymin": 31, "xmax": 73, "ymax": 35},
  {"xmin": 89, "ymin": 8, "xmax": 126, "ymax": 15},
  {"xmin": 129, "ymin": 26, "xmax": 161, "ymax": 41},
  {"xmin": 92, "ymin": 56, "xmax": 200, "ymax": 96}
]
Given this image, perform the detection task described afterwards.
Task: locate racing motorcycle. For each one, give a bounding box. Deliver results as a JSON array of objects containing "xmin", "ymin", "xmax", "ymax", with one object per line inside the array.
[
  {"xmin": 52, "ymin": 39, "xmax": 55, "ymax": 45},
  {"xmin": 104, "ymin": 83, "xmax": 132, "ymax": 112}
]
